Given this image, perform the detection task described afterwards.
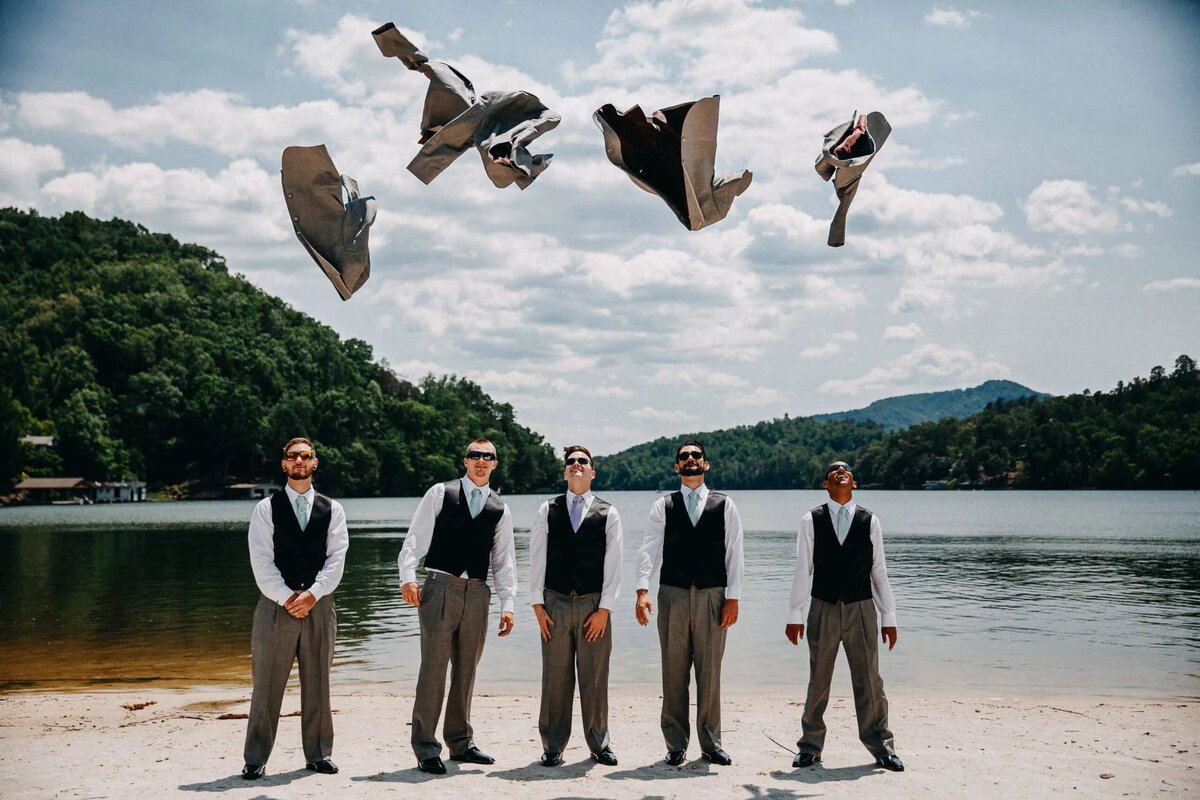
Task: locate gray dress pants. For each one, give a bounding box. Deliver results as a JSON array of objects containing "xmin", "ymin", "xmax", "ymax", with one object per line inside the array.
[
  {"xmin": 243, "ymin": 593, "xmax": 336, "ymax": 765},
  {"xmin": 411, "ymin": 573, "xmax": 491, "ymax": 760},
  {"xmin": 657, "ymin": 584, "xmax": 727, "ymax": 754},
  {"xmin": 798, "ymin": 597, "xmax": 895, "ymax": 758},
  {"xmin": 538, "ymin": 590, "xmax": 612, "ymax": 755}
]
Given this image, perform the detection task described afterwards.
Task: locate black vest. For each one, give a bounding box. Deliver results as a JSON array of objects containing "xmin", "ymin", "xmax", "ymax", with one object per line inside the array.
[
  {"xmin": 660, "ymin": 490, "xmax": 728, "ymax": 590},
  {"xmin": 270, "ymin": 489, "xmax": 333, "ymax": 591},
  {"xmin": 544, "ymin": 494, "xmax": 610, "ymax": 596},
  {"xmin": 424, "ymin": 480, "xmax": 504, "ymax": 580},
  {"xmin": 810, "ymin": 504, "xmax": 875, "ymax": 605}
]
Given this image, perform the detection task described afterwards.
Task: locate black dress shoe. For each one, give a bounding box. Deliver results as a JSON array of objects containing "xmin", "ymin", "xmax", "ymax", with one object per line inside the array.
[
  {"xmin": 665, "ymin": 750, "xmax": 686, "ymax": 766},
  {"xmin": 875, "ymin": 753, "xmax": 905, "ymax": 772},
  {"xmin": 417, "ymin": 757, "xmax": 446, "ymax": 775},
  {"xmin": 450, "ymin": 745, "xmax": 495, "ymax": 765},
  {"xmin": 305, "ymin": 759, "xmax": 338, "ymax": 774},
  {"xmin": 793, "ymin": 752, "xmax": 820, "ymax": 768},
  {"xmin": 240, "ymin": 764, "xmax": 266, "ymax": 780},
  {"xmin": 591, "ymin": 747, "xmax": 618, "ymax": 766},
  {"xmin": 541, "ymin": 751, "xmax": 564, "ymax": 767},
  {"xmin": 702, "ymin": 748, "xmax": 732, "ymax": 766}
]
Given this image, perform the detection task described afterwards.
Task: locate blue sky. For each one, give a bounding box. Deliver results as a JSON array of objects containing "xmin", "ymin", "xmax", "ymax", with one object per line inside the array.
[{"xmin": 2, "ymin": 0, "xmax": 1198, "ymax": 454}]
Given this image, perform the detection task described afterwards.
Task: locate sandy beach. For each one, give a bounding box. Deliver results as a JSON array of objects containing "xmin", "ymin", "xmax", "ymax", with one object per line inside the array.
[{"xmin": 0, "ymin": 687, "xmax": 1195, "ymax": 799}]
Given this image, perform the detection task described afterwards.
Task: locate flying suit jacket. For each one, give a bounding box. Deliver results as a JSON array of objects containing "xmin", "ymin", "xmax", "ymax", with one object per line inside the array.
[
  {"xmin": 407, "ymin": 90, "xmax": 561, "ymax": 190},
  {"xmin": 372, "ymin": 22, "xmax": 476, "ymax": 143},
  {"xmin": 281, "ymin": 144, "xmax": 377, "ymax": 301},
  {"xmin": 814, "ymin": 111, "xmax": 891, "ymax": 247},
  {"xmin": 593, "ymin": 95, "xmax": 752, "ymax": 231}
]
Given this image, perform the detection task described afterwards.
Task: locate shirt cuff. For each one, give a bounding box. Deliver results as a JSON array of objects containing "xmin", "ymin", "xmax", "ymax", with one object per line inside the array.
[
  {"xmin": 787, "ymin": 607, "xmax": 807, "ymax": 625},
  {"xmin": 636, "ymin": 579, "xmax": 650, "ymax": 592},
  {"xmin": 499, "ymin": 597, "xmax": 514, "ymax": 615},
  {"xmin": 530, "ymin": 589, "xmax": 545, "ymax": 606},
  {"xmin": 880, "ymin": 612, "xmax": 898, "ymax": 628}
]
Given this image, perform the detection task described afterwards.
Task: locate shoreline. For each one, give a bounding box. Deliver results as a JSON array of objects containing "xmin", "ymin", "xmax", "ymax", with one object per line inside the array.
[{"xmin": 1, "ymin": 687, "xmax": 1195, "ymax": 798}]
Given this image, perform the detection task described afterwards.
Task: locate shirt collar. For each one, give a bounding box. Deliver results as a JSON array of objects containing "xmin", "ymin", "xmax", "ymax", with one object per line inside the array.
[
  {"xmin": 284, "ymin": 484, "xmax": 314, "ymax": 503},
  {"xmin": 681, "ymin": 483, "xmax": 708, "ymax": 502},
  {"xmin": 566, "ymin": 489, "xmax": 591, "ymax": 504},
  {"xmin": 460, "ymin": 475, "xmax": 490, "ymax": 499},
  {"xmin": 826, "ymin": 498, "xmax": 857, "ymax": 518}
]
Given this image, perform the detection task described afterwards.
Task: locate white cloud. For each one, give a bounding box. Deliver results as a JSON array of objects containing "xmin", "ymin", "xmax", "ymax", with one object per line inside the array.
[
  {"xmin": 1171, "ymin": 162, "xmax": 1200, "ymax": 177},
  {"xmin": 1119, "ymin": 198, "xmax": 1173, "ymax": 217},
  {"xmin": 726, "ymin": 387, "xmax": 782, "ymax": 408},
  {"xmin": 38, "ymin": 159, "xmax": 289, "ymax": 253},
  {"xmin": 1023, "ymin": 179, "xmax": 1121, "ymax": 235},
  {"xmin": 884, "ymin": 324, "xmax": 923, "ymax": 340},
  {"xmin": 565, "ymin": 0, "xmax": 839, "ymax": 89},
  {"xmin": 819, "ymin": 343, "xmax": 1008, "ymax": 396},
  {"xmin": 888, "ymin": 285, "xmax": 955, "ymax": 314},
  {"xmin": 942, "ymin": 110, "xmax": 977, "ymax": 126},
  {"xmin": 925, "ymin": 7, "xmax": 982, "ymax": 28},
  {"xmin": 630, "ymin": 405, "xmax": 694, "ymax": 423},
  {"xmin": 0, "ymin": 137, "xmax": 64, "ymax": 206},
  {"xmin": 1143, "ymin": 277, "xmax": 1200, "ymax": 292},
  {"xmin": 802, "ymin": 342, "xmax": 841, "ymax": 359},
  {"xmin": 855, "ymin": 174, "xmax": 1004, "ymax": 228}
]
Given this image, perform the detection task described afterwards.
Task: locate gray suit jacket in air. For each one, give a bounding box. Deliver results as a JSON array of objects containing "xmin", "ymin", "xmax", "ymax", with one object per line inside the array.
[
  {"xmin": 281, "ymin": 145, "xmax": 377, "ymax": 301},
  {"xmin": 373, "ymin": 21, "xmax": 560, "ymax": 190},
  {"xmin": 594, "ymin": 95, "xmax": 752, "ymax": 231},
  {"xmin": 372, "ymin": 22, "xmax": 475, "ymax": 143},
  {"xmin": 814, "ymin": 111, "xmax": 891, "ymax": 247}
]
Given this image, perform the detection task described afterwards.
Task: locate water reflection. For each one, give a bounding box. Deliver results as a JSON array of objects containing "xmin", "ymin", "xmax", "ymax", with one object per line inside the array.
[{"xmin": 1, "ymin": 491, "xmax": 1198, "ymax": 697}]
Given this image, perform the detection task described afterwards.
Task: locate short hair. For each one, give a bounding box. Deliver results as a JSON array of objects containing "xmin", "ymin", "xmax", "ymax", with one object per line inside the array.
[
  {"xmin": 465, "ymin": 438, "xmax": 496, "ymax": 455},
  {"xmin": 675, "ymin": 439, "xmax": 706, "ymax": 459},
  {"xmin": 282, "ymin": 437, "xmax": 316, "ymax": 456},
  {"xmin": 563, "ymin": 444, "xmax": 592, "ymax": 462}
]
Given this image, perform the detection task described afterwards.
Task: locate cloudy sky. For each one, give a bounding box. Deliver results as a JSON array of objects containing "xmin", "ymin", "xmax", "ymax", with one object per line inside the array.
[{"xmin": 2, "ymin": 0, "xmax": 1197, "ymax": 454}]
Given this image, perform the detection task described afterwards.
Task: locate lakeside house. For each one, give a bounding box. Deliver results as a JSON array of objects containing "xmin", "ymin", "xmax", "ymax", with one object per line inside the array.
[
  {"xmin": 226, "ymin": 482, "xmax": 280, "ymax": 499},
  {"xmin": 13, "ymin": 477, "xmax": 95, "ymax": 504},
  {"xmin": 94, "ymin": 481, "xmax": 147, "ymax": 503}
]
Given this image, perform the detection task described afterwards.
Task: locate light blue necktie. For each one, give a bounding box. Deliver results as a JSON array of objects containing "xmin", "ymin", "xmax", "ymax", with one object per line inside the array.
[
  {"xmin": 686, "ymin": 491, "xmax": 701, "ymax": 526},
  {"xmin": 295, "ymin": 494, "xmax": 308, "ymax": 530},
  {"xmin": 469, "ymin": 487, "xmax": 483, "ymax": 518},
  {"xmin": 570, "ymin": 494, "xmax": 585, "ymax": 531},
  {"xmin": 836, "ymin": 505, "xmax": 851, "ymax": 545}
]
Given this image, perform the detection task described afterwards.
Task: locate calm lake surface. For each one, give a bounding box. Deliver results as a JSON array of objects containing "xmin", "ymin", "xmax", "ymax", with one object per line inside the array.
[{"xmin": 2, "ymin": 490, "xmax": 1197, "ymax": 699}]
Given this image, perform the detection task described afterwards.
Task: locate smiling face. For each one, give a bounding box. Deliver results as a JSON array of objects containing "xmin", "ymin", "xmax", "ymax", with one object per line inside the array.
[
  {"xmin": 463, "ymin": 440, "xmax": 499, "ymax": 487},
  {"xmin": 563, "ymin": 446, "xmax": 596, "ymax": 492},
  {"xmin": 822, "ymin": 461, "xmax": 857, "ymax": 494}
]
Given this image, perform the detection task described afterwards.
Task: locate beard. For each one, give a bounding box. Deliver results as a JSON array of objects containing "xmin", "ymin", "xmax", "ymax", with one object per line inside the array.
[{"xmin": 679, "ymin": 463, "xmax": 705, "ymax": 476}]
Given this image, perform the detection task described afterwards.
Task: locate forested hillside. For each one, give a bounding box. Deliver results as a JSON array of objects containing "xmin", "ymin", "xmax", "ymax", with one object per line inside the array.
[
  {"xmin": 811, "ymin": 379, "xmax": 1047, "ymax": 430},
  {"xmin": 854, "ymin": 357, "xmax": 1199, "ymax": 489},
  {"xmin": 595, "ymin": 360, "xmax": 1198, "ymax": 491},
  {"xmin": 592, "ymin": 417, "xmax": 888, "ymax": 491},
  {"xmin": 0, "ymin": 209, "xmax": 560, "ymax": 496}
]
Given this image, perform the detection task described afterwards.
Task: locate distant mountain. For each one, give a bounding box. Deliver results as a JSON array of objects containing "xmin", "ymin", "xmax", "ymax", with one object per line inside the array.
[{"xmin": 811, "ymin": 380, "xmax": 1048, "ymax": 431}]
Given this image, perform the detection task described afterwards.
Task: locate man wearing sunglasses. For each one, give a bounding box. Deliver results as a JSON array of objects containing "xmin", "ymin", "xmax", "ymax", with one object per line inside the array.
[
  {"xmin": 241, "ymin": 437, "xmax": 349, "ymax": 781},
  {"xmin": 785, "ymin": 461, "xmax": 903, "ymax": 772},
  {"xmin": 529, "ymin": 445, "xmax": 623, "ymax": 768},
  {"xmin": 397, "ymin": 438, "xmax": 517, "ymax": 775},
  {"xmin": 635, "ymin": 440, "xmax": 744, "ymax": 767}
]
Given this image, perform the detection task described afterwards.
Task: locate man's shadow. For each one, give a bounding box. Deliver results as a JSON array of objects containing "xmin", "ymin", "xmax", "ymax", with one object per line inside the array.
[
  {"xmin": 488, "ymin": 757, "xmax": 599, "ymax": 781},
  {"xmin": 179, "ymin": 767, "xmax": 310, "ymax": 793},
  {"xmin": 770, "ymin": 762, "xmax": 879, "ymax": 784},
  {"xmin": 351, "ymin": 763, "xmax": 486, "ymax": 784},
  {"xmin": 602, "ymin": 756, "xmax": 723, "ymax": 782}
]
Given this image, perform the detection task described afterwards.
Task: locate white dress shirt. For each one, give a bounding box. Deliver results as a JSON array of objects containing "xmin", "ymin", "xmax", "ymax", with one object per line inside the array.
[
  {"xmin": 787, "ymin": 499, "xmax": 897, "ymax": 627},
  {"xmin": 247, "ymin": 484, "xmax": 350, "ymax": 605},
  {"xmin": 528, "ymin": 490, "xmax": 624, "ymax": 611},
  {"xmin": 396, "ymin": 475, "xmax": 518, "ymax": 614},
  {"xmin": 636, "ymin": 483, "xmax": 745, "ymax": 599}
]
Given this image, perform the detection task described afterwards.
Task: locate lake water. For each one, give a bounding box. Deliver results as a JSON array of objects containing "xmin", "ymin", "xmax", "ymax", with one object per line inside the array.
[{"xmin": 1, "ymin": 490, "xmax": 1197, "ymax": 699}]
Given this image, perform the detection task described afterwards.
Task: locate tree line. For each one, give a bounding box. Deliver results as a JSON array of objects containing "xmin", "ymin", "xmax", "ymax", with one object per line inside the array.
[
  {"xmin": 0, "ymin": 209, "xmax": 561, "ymax": 496},
  {"xmin": 593, "ymin": 357, "xmax": 1199, "ymax": 491}
]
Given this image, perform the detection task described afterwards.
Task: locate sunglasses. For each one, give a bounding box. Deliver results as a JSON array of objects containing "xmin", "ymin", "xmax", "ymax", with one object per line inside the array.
[
  {"xmin": 826, "ymin": 463, "xmax": 853, "ymax": 476},
  {"xmin": 676, "ymin": 451, "xmax": 705, "ymax": 462},
  {"xmin": 565, "ymin": 456, "xmax": 591, "ymax": 466},
  {"xmin": 285, "ymin": 451, "xmax": 316, "ymax": 462},
  {"xmin": 466, "ymin": 450, "xmax": 498, "ymax": 462}
]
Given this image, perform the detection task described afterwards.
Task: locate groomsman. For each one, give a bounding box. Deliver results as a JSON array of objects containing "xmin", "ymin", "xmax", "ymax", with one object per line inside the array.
[
  {"xmin": 242, "ymin": 437, "xmax": 349, "ymax": 780},
  {"xmin": 785, "ymin": 461, "xmax": 904, "ymax": 772},
  {"xmin": 529, "ymin": 445, "xmax": 623, "ymax": 767},
  {"xmin": 635, "ymin": 440, "xmax": 744, "ymax": 766},
  {"xmin": 398, "ymin": 438, "xmax": 517, "ymax": 775}
]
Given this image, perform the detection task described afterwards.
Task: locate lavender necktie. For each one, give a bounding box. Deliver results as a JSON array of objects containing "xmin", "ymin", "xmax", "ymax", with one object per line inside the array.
[{"xmin": 570, "ymin": 494, "xmax": 585, "ymax": 531}]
